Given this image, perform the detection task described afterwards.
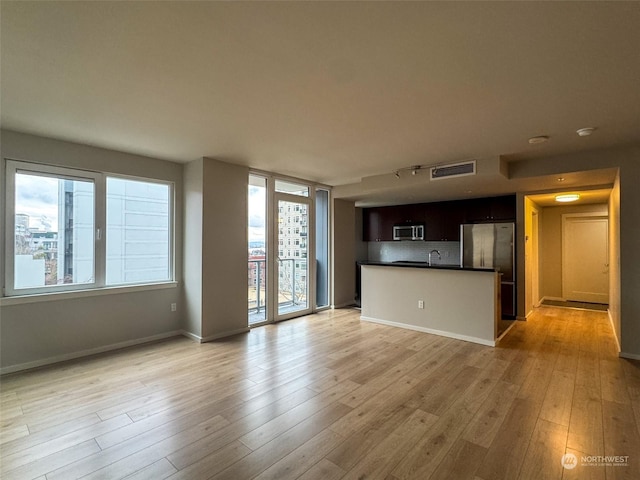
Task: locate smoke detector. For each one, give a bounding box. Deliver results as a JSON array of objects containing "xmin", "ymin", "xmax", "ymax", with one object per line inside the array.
[
  {"xmin": 528, "ymin": 135, "xmax": 549, "ymax": 144},
  {"xmin": 577, "ymin": 127, "xmax": 596, "ymax": 137}
]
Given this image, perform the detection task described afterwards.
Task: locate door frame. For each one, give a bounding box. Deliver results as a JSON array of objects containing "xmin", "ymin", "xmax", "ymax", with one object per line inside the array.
[
  {"xmin": 271, "ymin": 191, "xmax": 315, "ymax": 322},
  {"xmin": 561, "ymin": 212, "xmax": 609, "ymax": 302}
]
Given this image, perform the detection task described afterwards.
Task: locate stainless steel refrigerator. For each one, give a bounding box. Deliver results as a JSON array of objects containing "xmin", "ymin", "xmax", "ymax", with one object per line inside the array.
[{"xmin": 460, "ymin": 223, "xmax": 515, "ymax": 317}]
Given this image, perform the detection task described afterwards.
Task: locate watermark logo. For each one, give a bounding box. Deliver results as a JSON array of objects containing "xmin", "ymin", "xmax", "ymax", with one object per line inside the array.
[
  {"xmin": 561, "ymin": 453, "xmax": 578, "ymax": 469},
  {"xmin": 561, "ymin": 453, "xmax": 630, "ymax": 469}
]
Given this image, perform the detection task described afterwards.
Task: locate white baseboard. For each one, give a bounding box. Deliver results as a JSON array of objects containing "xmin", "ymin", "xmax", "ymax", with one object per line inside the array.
[
  {"xmin": 619, "ymin": 351, "xmax": 640, "ymax": 361},
  {"xmin": 0, "ymin": 330, "xmax": 183, "ymax": 375},
  {"xmin": 360, "ymin": 315, "xmax": 495, "ymax": 347},
  {"xmin": 182, "ymin": 327, "xmax": 250, "ymax": 343},
  {"xmin": 607, "ymin": 310, "xmax": 622, "ymax": 354}
]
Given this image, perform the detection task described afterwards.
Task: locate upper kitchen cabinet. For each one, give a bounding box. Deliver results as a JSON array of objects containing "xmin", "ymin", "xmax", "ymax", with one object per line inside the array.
[
  {"xmin": 424, "ymin": 200, "xmax": 465, "ymax": 241},
  {"xmin": 362, "ymin": 195, "xmax": 516, "ymax": 242},
  {"xmin": 363, "ymin": 204, "xmax": 423, "ymax": 241},
  {"xmin": 463, "ymin": 195, "xmax": 516, "ymax": 223}
]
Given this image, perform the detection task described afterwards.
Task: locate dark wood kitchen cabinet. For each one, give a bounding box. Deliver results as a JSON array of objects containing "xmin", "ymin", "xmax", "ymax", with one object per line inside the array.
[
  {"xmin": 362, "ymin": 195, "xmax": 515, "ymax": 242},
  {"xmin": 424, "ymin": 200, "xmax": 465, "ymax": 241},
  {"xmin": 363, "ymin": 204, "xmax": 423, "ymax": 241},
  {"xmin": 463, "ymin": 195, "xmax": 515, "ymax": 223}
]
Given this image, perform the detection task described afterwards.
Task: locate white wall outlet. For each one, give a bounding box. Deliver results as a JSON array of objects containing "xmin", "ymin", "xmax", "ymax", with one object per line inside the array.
[
  {"xmin": 170, "ymin": 303, "xmax": 177, "ymax": 312},
  {"xmin": 418, "ymin": 300, "xmax": 424, "ymax": 309}
]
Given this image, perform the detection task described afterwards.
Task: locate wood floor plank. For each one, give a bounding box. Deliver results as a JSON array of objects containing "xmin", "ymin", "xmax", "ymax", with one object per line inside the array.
[
  {"xmin": 561, "ymin": 448, "xmax": 606, "ymax": 480},
  {"xmin": 165, "ymin": 388, "xmax": 320, "ymax": 470},
  {"xmin": 165, "ymin": 440, "xmax": 251, "ymax": 480},
  {"xmin": 252, "ymin": 428, "xmax": 344, "ymax": 480},
  {"xmin": 123, "ymin": 458, "xmax": 177, "ymax": 480},
  {"xmin": 539, "ymin": 369, "xmax": 575, "ymax": 426},
  {"xmin": 339, "ymin": 408, "xmax": 439, "ymax": 480},
  {"xmin": 46, "ymin": 415, "xmax": 230, "ymax": 480},
  {"xmin": 602, "ymin": 399, "xmax": 640, "ymax": 479},
  {"xmin": 461, "ymin": 380, "xmax": 520, "ymax": 449},
  {"xmin": 0, "ymin": 439, "xmax": 101, "ymax": 480},
  {"xmin": 209, "ymin": 402, "xmax": 352, "ymax": 480},
  {"xmin": 390, "ymin": 359, "xmax": 508, "ymax": 480},
  {"xmin": 297, "ymin": 458, "xmax": 345, "ymax": 480},
  {"xmin": 1, "ymin": 307, "xmax": 637, "ymax": 480},
  {"xmin": 1, "ymin": 412, "xmax": 101, "ymax": 456},
  {"xmin": 566, "ymin": 381, "xmax": 604, "ymax": 455},
  {"xmin": 1, "ymin": 413, "xmax": 132, "ymax": 471},
  {"xmin": 238, "ymin": 379, "xmax": 359, "ymax": 450},
  {"xmin": 600, "ymin": 359, "xmax": 632, "ymax": 405},
  {"xmin": 516, "ymin": 418, "xmax": 567, "ymax": 480},
  {"xmin": 475, "ymin": 398, "xmax": 539, "ymax": 480},
  {"xmin": 428, "ymin": 438, "xmax": 488, "ymax": 480},
  {"xmin": 0, "ymin": 424, "xmax": 29, "ymax": 445},
  {"xmin": 325, "ymin": 402, "xmax": 416, "ymax": 472}
]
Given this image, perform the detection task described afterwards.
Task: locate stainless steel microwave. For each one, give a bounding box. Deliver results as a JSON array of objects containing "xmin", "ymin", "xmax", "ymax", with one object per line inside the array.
[{"xmin": 393, "ymin": 224, "xmax": 424, "ymax": 241}]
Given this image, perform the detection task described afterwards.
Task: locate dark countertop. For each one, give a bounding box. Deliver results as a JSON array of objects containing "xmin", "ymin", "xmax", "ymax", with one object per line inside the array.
[{"xmin": 360, "ymin": 261, "xmax": 498, "ymax": 273}]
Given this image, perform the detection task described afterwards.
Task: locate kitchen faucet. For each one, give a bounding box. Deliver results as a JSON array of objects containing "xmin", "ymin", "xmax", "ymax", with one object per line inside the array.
[{"xmin": 428, "ymin": 249, "xmax": 441, "ymax": 266}]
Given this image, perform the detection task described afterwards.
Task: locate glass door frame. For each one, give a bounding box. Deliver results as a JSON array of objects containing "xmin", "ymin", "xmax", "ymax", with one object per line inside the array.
[
  {"xmin": 248, "ymin": 170, "xmax": 332, "ymax": 327},
  {"xmin": 272, "ymin": 191, "xmax": 314, "ymax": 322}
]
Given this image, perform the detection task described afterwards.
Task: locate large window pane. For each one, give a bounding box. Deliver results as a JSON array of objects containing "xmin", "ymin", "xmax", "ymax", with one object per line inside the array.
[
  {"xmin": 248, "ymin": 175, "xmax": 267, "ymax": 325},
  {"xmin": 106, "ymin": 178, "xmax": 170, "ymax": 285},
  {"xmin": 315, "ymin": 189, "xmax": 330, "ymax": 308},
  {"xmin": 275, "ymin": 179, "xmax": 309, "ymax": 197},
  {"xmin": 277, "ymin": 199, "xmax": 308, "ymax": 315},
  {"xmin": 14, "ymin": 172, "xmax": 95, "ymax": 289}
]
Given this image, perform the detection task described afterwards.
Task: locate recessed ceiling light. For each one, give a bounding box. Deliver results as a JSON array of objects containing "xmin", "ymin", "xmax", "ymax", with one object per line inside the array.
[
  {"xmin": 555, "ymin": 193, "xmax": 580, "ymax": 203},
  {"xmin": 577, "ymin": 127, "xmax": 596, "ymax": 137},
  {"xmin": 528, "ymin": 135, "xmax": 549, "ymax": 145}
]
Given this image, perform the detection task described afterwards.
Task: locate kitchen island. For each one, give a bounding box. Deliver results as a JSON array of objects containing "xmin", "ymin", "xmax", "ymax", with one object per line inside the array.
[{"xmin": 360, "ymin": 262, "xmax": 502, "ymax": 346}]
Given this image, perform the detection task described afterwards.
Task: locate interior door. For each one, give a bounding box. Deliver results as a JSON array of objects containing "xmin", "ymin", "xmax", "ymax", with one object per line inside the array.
[
  {"xmin": 274, "ymin": 194, "xmax": 313, "ymax": 320},
  {"xmin": 563, "ymin": 216, "xmax": 609, "ymax": 303}
]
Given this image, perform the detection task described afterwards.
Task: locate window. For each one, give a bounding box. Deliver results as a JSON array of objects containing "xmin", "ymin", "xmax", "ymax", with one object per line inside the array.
[
  {"xmin": 5, "ymin": 160, "xmax": 174, "ymax": 296},
  {"xmin": 275, "ymin": 179, "xmax": 309, "ymax": 197},
  {"xmin": 106, "ymin": 178, "xmax": 170, "ymax": 285}
]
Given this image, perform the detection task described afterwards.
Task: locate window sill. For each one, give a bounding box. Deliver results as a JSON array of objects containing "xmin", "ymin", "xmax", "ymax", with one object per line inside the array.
[{"xmin": 0, "ymin": 282, "xmax": 179, "ymax": 306}]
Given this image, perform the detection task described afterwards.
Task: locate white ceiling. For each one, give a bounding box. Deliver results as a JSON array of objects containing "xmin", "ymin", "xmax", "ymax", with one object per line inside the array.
[{"xmin": 2, "ymin": 2, "xmax": 638, "ymax": 202}]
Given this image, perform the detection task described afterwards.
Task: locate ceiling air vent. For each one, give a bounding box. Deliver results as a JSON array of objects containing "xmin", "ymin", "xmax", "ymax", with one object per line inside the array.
[{"xmin": 430, "ymin": 160, "xmax": 476, "ymax": 181}]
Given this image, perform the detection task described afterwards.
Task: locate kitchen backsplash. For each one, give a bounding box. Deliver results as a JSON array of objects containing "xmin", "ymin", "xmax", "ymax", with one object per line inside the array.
[{"xmin": 368, "ymin": 241, "xmax": 461, "ymax": 265}]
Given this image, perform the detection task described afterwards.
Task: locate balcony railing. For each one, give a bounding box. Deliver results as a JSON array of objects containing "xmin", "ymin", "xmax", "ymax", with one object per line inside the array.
[{"xmin": 248, "ymin": 258, "xmax": 308, "ymax": 324}]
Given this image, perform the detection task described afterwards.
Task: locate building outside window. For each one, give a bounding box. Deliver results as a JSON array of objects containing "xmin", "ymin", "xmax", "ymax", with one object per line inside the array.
[{"xmin": 5, "ymin": 160, "xmax": 173, "ymax": 296}]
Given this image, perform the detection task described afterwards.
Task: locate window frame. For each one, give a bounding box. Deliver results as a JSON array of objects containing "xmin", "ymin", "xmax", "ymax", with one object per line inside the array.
[
  {"xmin": 4, "ymin": 160, "xmax": 175, "ymax": 297},
  {"xmin": 104, "ymin": 173, "xmax": 175, "ymax": 287}
]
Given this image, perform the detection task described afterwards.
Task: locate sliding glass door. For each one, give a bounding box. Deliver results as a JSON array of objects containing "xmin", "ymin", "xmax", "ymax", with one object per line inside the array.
[
  {"xmin": 248, "ymin": 175, "xmax": 328, "ymax": 325},
  {"xmin": 275, "ymin": 196, "xmax": 311, "ymax": 319}
]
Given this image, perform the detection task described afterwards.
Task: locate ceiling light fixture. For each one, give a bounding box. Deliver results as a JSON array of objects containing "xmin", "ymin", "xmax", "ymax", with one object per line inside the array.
[
  {"xmin": 555, "ymin": 193, "xmax": 580, "ymax": 203},
  {"xmin": 528, "ymin": 135, "xmax": 549, "ymax": 145},
  {"xmin": 577, "ymin": 127, "xmax": 596, "ymax": 137},
  {"xmin": 392, "ymin": 163, "xmax": 437, "ymax": 178},
  {"xmin": 557, "ymin": 177, "xmax": 565, "ymax": 182}
]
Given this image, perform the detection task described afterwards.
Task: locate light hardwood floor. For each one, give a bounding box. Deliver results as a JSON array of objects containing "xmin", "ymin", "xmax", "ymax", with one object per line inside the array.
[{"xmin": 1, "ymin": 306, "xmax": 639, "ymax": 480}]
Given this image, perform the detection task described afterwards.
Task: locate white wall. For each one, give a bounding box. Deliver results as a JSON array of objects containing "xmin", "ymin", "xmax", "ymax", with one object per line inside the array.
[
  {"xmin": 183, "ymin": 159, "xmax": 204, "ymax": 338},
  {"xmin": 0, "ymin": 130, "xmax": 184, "ymax": 372},
  {"xmin": 539, "ymin": 203, "xmax": 608, "ymax": 300},
  {"xmin": 609, "ymin": 171, "xmax": 621, "ymax": 348},
  {"xmin": 182, "ymin": 157, "xmax": 249, "ymax": 341},
  {"xmin": 361, "ymin": 265, "xmax": 498, "ymax": 346},
  {"xmin": 332, "ymin": 199, "xmax": 356, "ymax": 307},
  {"xmin": 511, "ymin": 145, "xmax": 640, "ymax": 358}
]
